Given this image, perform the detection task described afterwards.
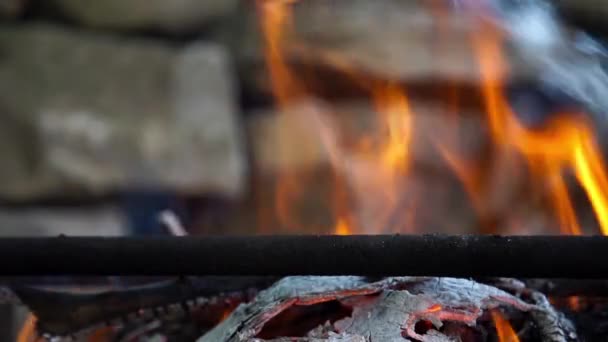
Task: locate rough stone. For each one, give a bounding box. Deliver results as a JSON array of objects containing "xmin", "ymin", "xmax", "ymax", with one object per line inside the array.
[
  {"xmin": 288, "ymin": 0, "xmax": 482, "ymax": 82},
  {"xmin": 0, "ymin": 24, "xmax": 244, "ymax": 200},
  {"xmin": 50, "ymin": 0, "xmax": 239, "ymax": 32},
  {"xmin": 0, "ymin": 206, "xmax": 126, "ymax": 237}
]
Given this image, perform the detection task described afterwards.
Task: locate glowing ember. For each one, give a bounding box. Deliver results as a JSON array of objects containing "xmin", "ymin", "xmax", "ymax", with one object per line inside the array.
[
  {"xmin": 220, "ymin": 309, "xmax": 233, "ymax": 322},
  {"xmin": 568, "ymin": 296, "xmax": 581, "ymax": 312},
  {"xmin": 491, "ymin": 310, "xmax": 520, "ymax": 342},
  {"xmin": 87, "ymin": 327, "xmax": 115, "ymax": 342},
  {"xmin": 335, "ymin": 218, "xmax": 351, "ymax": 235},
  {"xmin": 425, "ymin": 303, "xmax": 442, "ymax": 313}
]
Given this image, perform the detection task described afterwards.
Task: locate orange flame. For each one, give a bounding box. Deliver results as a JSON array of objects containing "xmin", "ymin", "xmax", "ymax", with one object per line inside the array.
[
  {"xmin": 220, "ymin": 308, "xmax": 233, "ymax": 322},
  {"xmin": 491, "ymin": 310, "xmax": 520, "ymax": 342},
  {"xmin": 257, "ymin": 0, "xmax": 300, "ymax": 107},
  {"xmin": 17, "ymin": 314, "xmax": 38, "ymax": 342},
  {"xmin": 256, "ymin": 0, "xmax": 608, "ymax": 236},
  {"xmin": 257, "ymin": 0, "xmax": 310, "ymax": 232},
  {"xmin": 335, "ymin": 218, "xmax": 351, "ymax": 235},
  {"xmin": 471, "ymin": 21, "xmax": 608, "ymax": 235},
  {"xmin": 257, "ymin": 0, "xmax": 414, "ymax": 235},
  {"xmin": 373, "ymin": 83, "xmax": 413, "ymax": 173},
  {"xmin": 426, "ymin": 304, "xmax": 442, "ymax": 313}
]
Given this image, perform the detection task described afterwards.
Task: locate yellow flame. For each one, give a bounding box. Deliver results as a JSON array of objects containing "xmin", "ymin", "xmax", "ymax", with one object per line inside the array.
[
  {"xmin": 335, "ymin": 218, "xmax": 352, "ymax": 235},
  {"xmin": 257, "ymin": 0, "xmax": 608, "ymax": 236},
  {"xmin": 547, "ymin": 168, "xmax": 582, "ymax": 235},
  {"xmin": 257, "ymin": 0, "xmax": 414, "ymax": 235},
  {"xmin": 258, "ymin": 0, "xmax": 310, "ymax": 232},
  {"xmin": 491, "ymin": 310, "xmax": 520, "ymax": 342},
  {"xmin": 373, "ymin": 83, "xmax": 413, "ymax": 173},
  {"xmin": 257, "ymin": 0, "xmax": 300, "ymax": 107},
  {"xmin": 472, "ymin": 20, "xmax": 608, "ymax": 235}
]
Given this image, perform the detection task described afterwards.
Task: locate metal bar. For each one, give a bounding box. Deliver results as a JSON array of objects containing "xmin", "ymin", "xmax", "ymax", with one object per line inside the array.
[{"xmin": 0, "ymin": 235, "xmax": 605, "ymax": 278}]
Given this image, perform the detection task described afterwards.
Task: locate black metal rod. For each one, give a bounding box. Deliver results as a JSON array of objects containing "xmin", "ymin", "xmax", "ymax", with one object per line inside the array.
[{"xmin": 0, "ymin": 235, "xmax": 606, "ymax": 278}]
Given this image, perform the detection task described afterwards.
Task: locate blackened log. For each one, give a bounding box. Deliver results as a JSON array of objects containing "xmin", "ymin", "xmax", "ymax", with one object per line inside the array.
[
  {"xmin": 529, "ymin": 291, "xmax": 578, "ymax": 342},
  {"xmin": 14, "ymin": 276, "xmax": 277, "ymax": 336},
  {"xmin": 481, "ymin": 278, "xmax": 608, "ymax": 298},
  {"xmin": 0, "ymin": 235, "xmax": 606, "ymax": 278},
  {"xmin": 525, "ymin": 279, "xmax": 608, "ymax": 297},
  {"xmin": 199, "ymin": 277, "xmax": 543, "ymax": 342},
  {"xmin": 0, "ymin": 305, "xmax": 15, "ymax": 342}
]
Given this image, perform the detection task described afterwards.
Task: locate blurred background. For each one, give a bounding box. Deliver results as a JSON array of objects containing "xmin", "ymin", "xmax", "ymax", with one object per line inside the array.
[{"xmin": 2, "ymin": 0, "xmax": 608, "ymax": 338}]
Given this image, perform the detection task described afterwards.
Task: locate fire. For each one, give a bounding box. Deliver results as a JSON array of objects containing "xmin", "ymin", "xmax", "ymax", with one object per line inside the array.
[
  {"xmin": 373, "ymin": 83, "xmax": 413, "ymax": 173},
  {"xmin": 257, "ymin": 0, "xmax": 310, "ymax": 233},
  {"xmin": 491, "ymin": 310, "xmax": 520, "ymax": 342},
  {"xmin": 471, "ymin": 20, "xmax": 608, "ymax": 235},
  {"xmin": 335, "ymin": 218, "xmax": 351, "ymax": 235},
  {"xmin": 257, "ymin": 0, "xmax": 300, "ymax": 107},
  {"xmin": 257, "ymin": 0, "xmax": 413, "ymax": 235},
  {"xmin": 425, "ymin": 304, "xmax": 442, "ymax": 313},
  {"xmin": 256, "ymin": 0, "xmax": 608, "ymax": 236},
  {"xmin": 17, "ymin": 314, "xmax": 38, "ymax": 342},
  {"xmin": 87, "ymin": 327, "xmax": 115, "ymax": 342},
  {"xmin": 568, "ymin": 296, "xmax": 581, "ymax": 311},
  {"xmin": 220, "ymin": 308, "xmax": 233, "ymax": 322}
]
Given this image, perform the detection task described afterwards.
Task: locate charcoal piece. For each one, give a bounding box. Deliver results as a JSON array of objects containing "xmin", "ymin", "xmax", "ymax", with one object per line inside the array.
[
  {"xmin": 525, "ymin": 279, "xmax": 608, "ymax": 297},
  {"xmin": 252, "ymin": 336, "xmax": 365, "ymax": 342},
  {"xmin": 199, "ymin": 277, "xmax": 560, "ymax": 342},
  {"xmin": 529, "ymin": 292, "xmax": 578, "ymax": 342},
  {"xmin": 0, "ymin": 286, "xmax": 20, "ymax": 305},
  {"xmin": 12, "ymin": 276, "xmax": 276, "ymax": 337},
  {"xmin": 199, "ymin": 276, "xmax": 407, "ymax": 341}
]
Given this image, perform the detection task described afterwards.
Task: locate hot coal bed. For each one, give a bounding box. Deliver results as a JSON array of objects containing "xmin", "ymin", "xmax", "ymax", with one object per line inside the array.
[{"xmin": 4, "ymin": 235, "xmax": 608, "ymax": 341}]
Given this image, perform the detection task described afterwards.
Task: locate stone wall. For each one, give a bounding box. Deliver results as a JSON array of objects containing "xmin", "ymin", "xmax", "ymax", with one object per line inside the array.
[
  {"xmin": 0, "ymin": 1, "xmax": 253, "ymax": 238},
  {"xmin": 0, "ymin": 24, "xmax": 244, "ymax": 200}
]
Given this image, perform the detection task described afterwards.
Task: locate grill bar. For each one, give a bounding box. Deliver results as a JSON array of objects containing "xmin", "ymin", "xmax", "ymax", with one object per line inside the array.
[{"xmin": 0, "ymin": 235, "xmax": 605, "ymax": 278}]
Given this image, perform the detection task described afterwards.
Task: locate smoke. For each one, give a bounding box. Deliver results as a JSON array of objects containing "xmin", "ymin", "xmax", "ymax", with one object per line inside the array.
[{"xmin": 492, "ymin": 0, "xmax": 608, "ymax": 124}]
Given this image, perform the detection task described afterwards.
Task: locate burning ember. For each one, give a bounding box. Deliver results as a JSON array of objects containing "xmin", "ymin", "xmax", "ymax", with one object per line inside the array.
[{"xmin": 199, "ymin": 276, "xmax": 575, "ymax": 342}]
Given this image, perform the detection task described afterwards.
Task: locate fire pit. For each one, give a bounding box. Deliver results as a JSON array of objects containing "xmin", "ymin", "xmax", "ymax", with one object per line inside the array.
[
  {"xmin": 4, "ymin": 235, "xmax": 608, "ymax": 341},
  {"xmin": 9, "ymin": 0, "xmax": 608, "ymax": 341}
]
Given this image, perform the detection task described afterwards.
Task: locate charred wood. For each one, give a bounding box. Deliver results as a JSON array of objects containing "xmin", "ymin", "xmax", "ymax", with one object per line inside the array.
[
  {"xmin": 13, "ymin": 276, "xmax": 276, "ymax": 337},
  {"xmin": 199, "ymin": 276, "xmax": 569, "ymax": 342},
  {"xmin": 529, "ymin": 291, "xmax": 578, "ymax": 342}
]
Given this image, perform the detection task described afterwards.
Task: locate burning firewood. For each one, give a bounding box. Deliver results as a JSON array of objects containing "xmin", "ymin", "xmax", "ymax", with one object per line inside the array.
[
  {"xmin": 199, "ymin": 277, "xmax": 575, "ymax": 342},
  {"xmin": 7, "ymin": 276, "xmax": 277, "ymax": 338}
]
